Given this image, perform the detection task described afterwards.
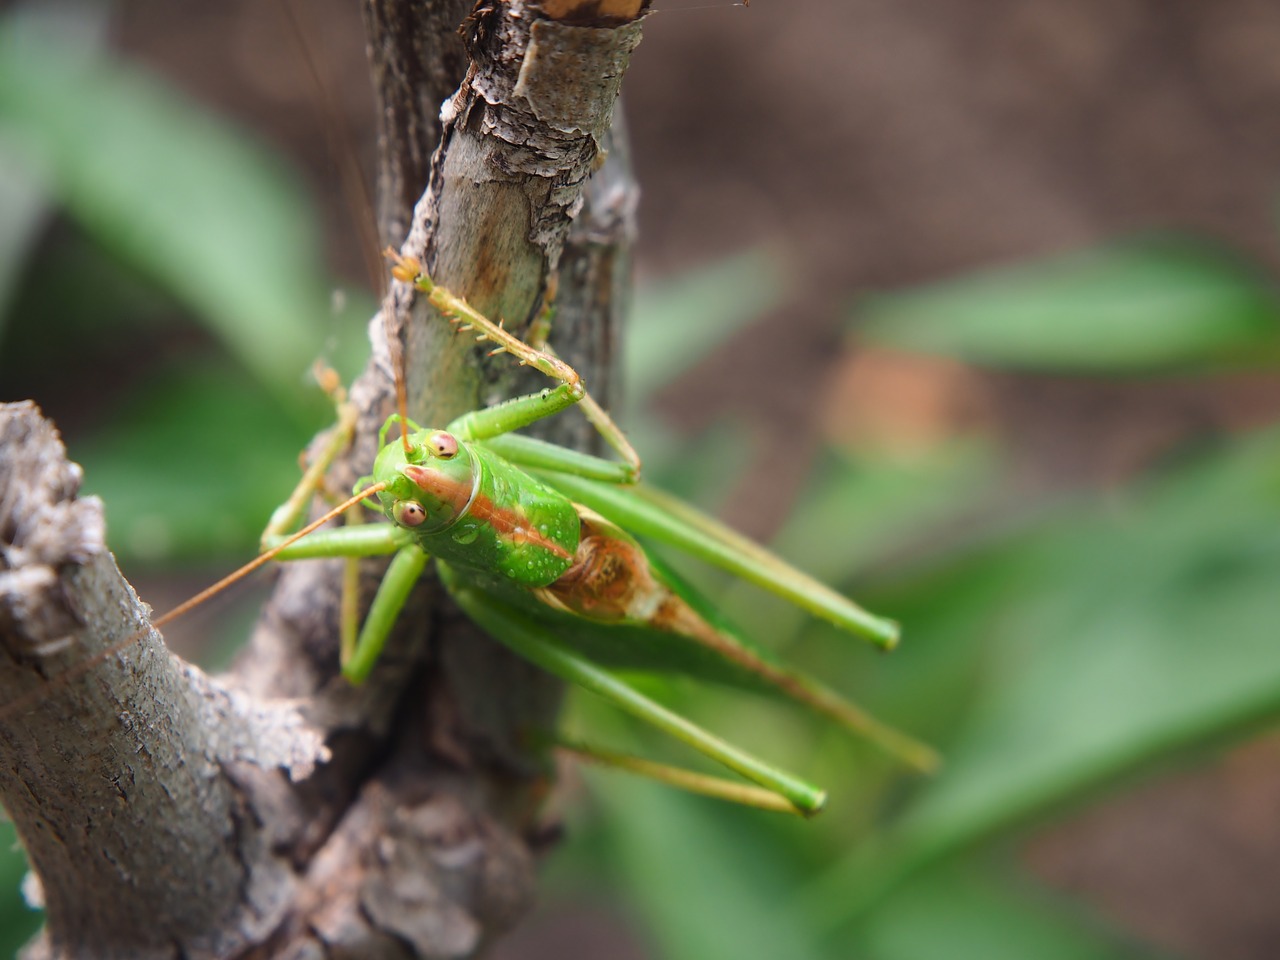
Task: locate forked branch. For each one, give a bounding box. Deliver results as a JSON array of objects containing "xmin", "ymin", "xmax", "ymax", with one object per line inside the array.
[{"xmin": 0, "ymin": 2, "xmax": 647, "ymax": 957}]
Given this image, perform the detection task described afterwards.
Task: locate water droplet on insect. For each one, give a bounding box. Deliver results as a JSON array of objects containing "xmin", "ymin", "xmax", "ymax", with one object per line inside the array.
[{"xmin": 452, "ymin": 523, "xmax": 480, "ymax": 545}]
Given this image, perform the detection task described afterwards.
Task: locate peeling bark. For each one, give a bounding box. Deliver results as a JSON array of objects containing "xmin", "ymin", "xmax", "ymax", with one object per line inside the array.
[{"xmin": 0, "ymin": 1, "xmax": 645, "ymax": 956}]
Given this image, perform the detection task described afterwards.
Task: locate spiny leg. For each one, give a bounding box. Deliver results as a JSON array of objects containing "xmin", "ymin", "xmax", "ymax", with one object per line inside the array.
[
  {"xmin": 534, "ymin": 470, "xmax": 902, "ymax": 651},
  {"xmin": 538, "ymin": 336, "xmax": 639, "ymax": 484},
  {"xmin": 339, "ymin": 509, "xmax": 363, "ymax": 665},
  {"xmin": 259, "ymin": 365, "xmax": 369, "ymax": 658},
  {"xmin": 265, "ymin": 527, "xmax": 426, "ymax": 684},
  {"xmin": 538, "ymin": 503, "xmax": 938, "ymax": 773},
  {"xmin": 387, "ymin": 249, "xmax": 641, "ymax": 476},
  {"xmin": 523, "ymin": 274, "xmax": 556, "ymax": 352},
  {"xmin": 444, "ymin": 569, "xmax": 827, "ymax": 816},
  {"xmin": 522, "ymin": 299, "xmax": 636, "ymax": 483},
  {"xmin": 261, "ymin": 365, "xmax": 360, "ymax": 546},
  {"xmin": 555, "ymin": 738, "xmax": 806, "ymax": 816},
  {"xmin": 449, "ymin": 382, "xmax": 584, "ymax": 441},
  {"xmin": 262, "ymin": 523, "xmax": 413, "ymax": 558},
  {"xmin": 481, "ymin": 433, "xmax": 636, "ymax": 485},
  {"xmin": 660, "ymin": 614, "xmax": 939, "ymax": 773},
  {"xmin": 344, "ymin": 545, "xmax": 429, "ymax": 683}
]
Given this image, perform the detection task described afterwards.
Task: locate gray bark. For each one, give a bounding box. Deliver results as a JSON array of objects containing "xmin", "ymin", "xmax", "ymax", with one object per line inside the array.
[{"xmin": 0, "ymin": 1, "xmax": 645, "ymax": 957}]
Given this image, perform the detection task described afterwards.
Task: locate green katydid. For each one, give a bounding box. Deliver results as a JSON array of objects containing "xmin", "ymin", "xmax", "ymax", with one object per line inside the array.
[
  {"xmin": 251, "ymin": 249, "xmax": 938, "ymax": 818},
  {"xmin": 0, "ymin": 2, "xmax": 932, "ymax": 820}
]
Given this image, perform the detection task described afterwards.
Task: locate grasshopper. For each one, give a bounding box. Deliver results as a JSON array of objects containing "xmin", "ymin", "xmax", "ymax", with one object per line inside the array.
[
  {"xmin": 0, "ymin": 250, "xmax": 934, "ymax": 818},
  {"xmin": 248, "ymin": 249, "xmax": 937, "ymax": 817}
]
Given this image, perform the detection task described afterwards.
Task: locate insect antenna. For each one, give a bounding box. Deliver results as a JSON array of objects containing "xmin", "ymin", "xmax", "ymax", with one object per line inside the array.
[
  {"xmin": 389, "ymin": 314, "xmax": 412, "ymax": 458},
  {"xmin": 276, "ymin": 0, "xmax": 412, "ymax": 456},
  {"xmin": 276, "ymin": 0, "xmax": 384, "ymax": 299},
  {"xmin": 0, "ymin": 484, "xmax": 386, "ymax": 723},
  {"xmin": 153, "ymin": 484, "xmax": 386, "ymax": 631}
]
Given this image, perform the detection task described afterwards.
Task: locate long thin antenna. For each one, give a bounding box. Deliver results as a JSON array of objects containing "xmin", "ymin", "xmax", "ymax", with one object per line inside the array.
[
  {"xmin": 153, "ymin": 484, "xmax": 387, "ymax": 630},
  {"xmin": 277, "ymin": 0, "xmax": 386, "ymax": 297},
  {"xmin": 392, "ymin": 319, "xmax": 411, "ymax": 457},
  {"xmin": 386, "ymin": 248, "xmax": 417, "ymax": 456},
  {"xmin": 276, "ymin": 0, "xmax": 410, "ymax": 455},
  {"xmin": 0, "ymin": 484, "xmax": 387, "ymax": 723}
]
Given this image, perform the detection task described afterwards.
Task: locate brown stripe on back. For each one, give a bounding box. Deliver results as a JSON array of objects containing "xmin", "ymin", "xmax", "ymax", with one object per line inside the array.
[
  {"xmin": 466, "ymin": 491, "xmax": 573, "ymax": 560},
  {"xmin": 402, "ymin": 465, "xmax": 473, "ymax": 519},
  {"xmin": 403, "ymin": 463, "xmax": 571, "ymax": 560}
]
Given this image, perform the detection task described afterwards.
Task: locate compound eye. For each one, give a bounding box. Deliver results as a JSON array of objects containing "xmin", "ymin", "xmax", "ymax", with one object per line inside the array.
[
  {"xmin": 428, "ymin": 431, "xmax": 459, "ymax": 459},
  {"xmin": 393, "ymin": 500, "xmax": 427, "ymax": 527}
]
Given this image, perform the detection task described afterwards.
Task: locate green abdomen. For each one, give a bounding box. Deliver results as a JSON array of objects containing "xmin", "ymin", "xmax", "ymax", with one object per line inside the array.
[{"xmin": 420, "ymin": 444, "xmax": 579, "ymax": 588}]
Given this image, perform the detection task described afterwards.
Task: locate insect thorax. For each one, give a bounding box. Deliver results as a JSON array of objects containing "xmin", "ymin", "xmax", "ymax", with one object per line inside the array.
[{"xmin": 380, "ymin": 435, "xmax": 580, "ymax": 589}]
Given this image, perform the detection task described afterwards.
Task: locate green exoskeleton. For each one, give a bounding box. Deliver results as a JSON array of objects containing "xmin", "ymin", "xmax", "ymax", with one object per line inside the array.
[{"xmin": 257, "ymin": 251, "xmax": 937, "ymax": 817}]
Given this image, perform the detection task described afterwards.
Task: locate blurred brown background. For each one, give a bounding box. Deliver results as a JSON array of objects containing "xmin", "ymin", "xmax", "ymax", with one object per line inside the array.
[{"xmin": 106, "ymin": 1, "xmax": 1280, "ymax": 956}]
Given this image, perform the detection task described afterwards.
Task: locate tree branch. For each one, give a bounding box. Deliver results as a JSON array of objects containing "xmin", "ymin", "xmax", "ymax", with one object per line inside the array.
[
  {"xmin": 0, "ymin": 1, "xmax": 646, "ymax": 956},
  {"xmin": 0, "ymin": 403, "xmax": 328, "ymax": 959}
]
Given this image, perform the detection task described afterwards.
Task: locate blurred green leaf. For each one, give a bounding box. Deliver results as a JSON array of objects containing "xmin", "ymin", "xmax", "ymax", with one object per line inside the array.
[
  {"xmin": 809, "ymin": 426, "xmax": 1280, "ymax": 925},
  {"xmin": 590, "ymin": 776, "xmax": 829, "ymax": 960},
  {"xmin": 0, "ymin": 140, "xmax": 51, "ymax": 332},
  {"xmin": 839, "ymin": 542, "xmax": 1028, "ymax": 781},
  {"xmin": 860, "ymin": 237, "xmax": 1280, "ymax": 374},
  {"xmin": 0, "ymin": 8, "xmax": 337, "ymax": 416},
  {"xmin": 857, "ymin": 860, "xmax": 1162, "ymax": 960},
  {"xmin": 0, "ymin": 821, "xmax": 39, "ymax": 958},
  {"xmin": 699, "ymin": 443, "xmax": 998, "ymax": 762},
  {"xmin": 627, "ymin": 249, "xmax": 788, "ymax": 405},
  {"xmin": 765, "ymin": 442, "xmax": 995, "ymax": 606},
  {"xmin": 906, "ymin": 430, "xmax": 1280, "ymax": 842},
  {"xmin": 75, "ymin": 362, "xmax": 318, "ymax": 566}
]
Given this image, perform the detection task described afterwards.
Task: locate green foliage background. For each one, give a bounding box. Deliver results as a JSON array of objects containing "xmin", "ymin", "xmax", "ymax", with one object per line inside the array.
[{"xmin": 3, "ymin": 8, "xmax": 1280, "ymax": 958}]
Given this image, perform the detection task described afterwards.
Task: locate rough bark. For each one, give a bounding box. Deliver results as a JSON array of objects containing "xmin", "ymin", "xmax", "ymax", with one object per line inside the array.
[{"xmin": 0, "ymin": 1, "xmax": 645, "ymax": 957}]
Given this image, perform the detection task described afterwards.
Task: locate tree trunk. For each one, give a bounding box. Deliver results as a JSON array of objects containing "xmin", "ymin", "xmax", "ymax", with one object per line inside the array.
[{"xmin": 0, "ymin": 1, "xmax": 646, "ymax": 956}]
